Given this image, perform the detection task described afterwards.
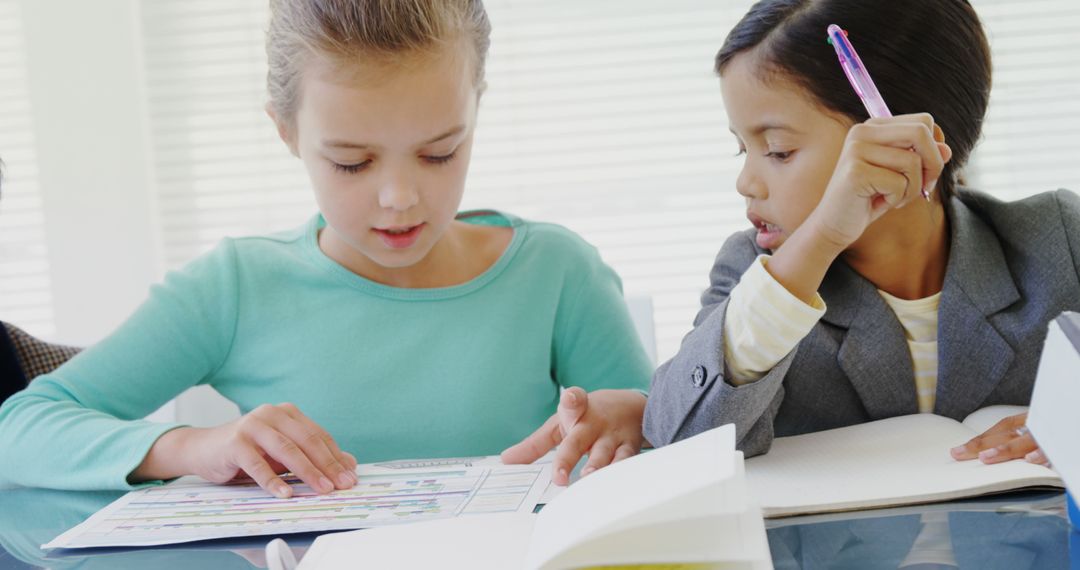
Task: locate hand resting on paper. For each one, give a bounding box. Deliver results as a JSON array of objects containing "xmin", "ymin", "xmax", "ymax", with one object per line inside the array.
[
  {"xmin": 130, "ymin": 403, "xmax": 358, "ymax": 498},
  {"xmin": 950, "ymin": 412, "xmax": 1049, "ymax": 466},
  {"xmin": 500, "ymin": 387, "xmax": 647, "ymax": 486}
]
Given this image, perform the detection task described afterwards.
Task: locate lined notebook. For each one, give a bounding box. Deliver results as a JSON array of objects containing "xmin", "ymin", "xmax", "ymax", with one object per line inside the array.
[{"xmin": 746, "ymin": 405, "xmax": 1063, "ymax": 518}]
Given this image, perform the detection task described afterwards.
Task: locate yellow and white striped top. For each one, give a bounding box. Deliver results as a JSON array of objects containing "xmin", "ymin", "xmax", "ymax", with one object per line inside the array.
[
  {"xmin": 877, "ymin": 289, "xmax": 941, "ymax": 413},
  {"xmin": 723, "ymin": 255, "xmax": 941, "ymax": 412}
]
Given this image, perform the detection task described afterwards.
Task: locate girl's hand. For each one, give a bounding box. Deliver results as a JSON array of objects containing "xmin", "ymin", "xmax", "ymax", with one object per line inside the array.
[
  {"xmin": 808, "ymin": 113, "xmax": 953, "ymax": 250},
  {"xmin": 500, "ymin": 387, "xmax": 647, "ymax": 486},
  {"xmin": 132, "ymin": 403, "xmax": 358, "ymax": 498},
  {"xmin": 950, "ymin": 412, "xmax": 1051, "ymax": 466}
]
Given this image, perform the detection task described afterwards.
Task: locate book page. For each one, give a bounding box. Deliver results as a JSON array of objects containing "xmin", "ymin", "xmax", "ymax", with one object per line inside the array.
[
  {"xmin": 297, "ymin": 512, "xmax": 534, "ymax": 570},
  {"xmin": 526, "ymin": 425, "xmax": 737, "ymax": 569},
  {"xmin": 961, "ymin": 405, "xmax": 1029, "ymax": 435},
  {"xmin": 745, "ymin": 413, "xmax": 1062, "ymax": 518},
  {"xmin": 1028, "ymin": 316, "xmax": 1080, "ymax": 493},
  {"xmin": 541, "ymin": 458, "xmax": 770, "ymax": 570}
]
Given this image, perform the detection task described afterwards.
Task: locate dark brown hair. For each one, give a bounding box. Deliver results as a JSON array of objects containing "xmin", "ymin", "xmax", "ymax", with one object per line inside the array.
[{"xmin": 716, "ymin": 0, "xmax": 991, "ymax": 197}]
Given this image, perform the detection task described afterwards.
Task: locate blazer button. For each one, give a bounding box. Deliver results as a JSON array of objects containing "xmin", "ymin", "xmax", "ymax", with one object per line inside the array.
[{"xmin": 691, "ymin": 365, "xmax": 707, "ymax": 388}]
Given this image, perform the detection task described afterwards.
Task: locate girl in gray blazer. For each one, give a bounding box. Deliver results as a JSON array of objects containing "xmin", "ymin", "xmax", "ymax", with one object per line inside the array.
[{"xmin": 644, "ymin": 0, "xmax": 1080, "ymax": 464}]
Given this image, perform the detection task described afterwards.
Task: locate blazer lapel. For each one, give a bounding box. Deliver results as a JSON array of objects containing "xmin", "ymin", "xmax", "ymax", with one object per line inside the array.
[
  {"xmin": 934, "ymin": 195, "xmax": 1020, "ymax": 420},
  {"xmin": 820, "ymin": 262, "xmax": 919, "ymax": 419}
]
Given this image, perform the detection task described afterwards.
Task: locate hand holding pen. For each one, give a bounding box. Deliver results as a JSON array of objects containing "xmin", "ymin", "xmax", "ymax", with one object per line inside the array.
[
  {"xmin": 803, "ymin": 25, "xmax": 954, "ymax": 251},
  {"xmin": 827, "ymin": 24, "xmax": 940, "ymax": 198}
]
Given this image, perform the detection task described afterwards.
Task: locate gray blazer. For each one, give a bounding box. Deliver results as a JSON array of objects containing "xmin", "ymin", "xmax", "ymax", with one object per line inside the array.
[{"xmin": 644, "ymin": 188, "xmax": 1080, "ymax": 457}]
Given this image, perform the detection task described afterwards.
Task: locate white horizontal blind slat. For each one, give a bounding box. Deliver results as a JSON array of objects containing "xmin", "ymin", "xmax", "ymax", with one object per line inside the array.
[
  {"xmin": 140, "ymin": 0, "xmax": 1080, "ymax": 362},
  {"xmin": 967, "ymin": 0, "xmax": 1080, "ymax": 200}
]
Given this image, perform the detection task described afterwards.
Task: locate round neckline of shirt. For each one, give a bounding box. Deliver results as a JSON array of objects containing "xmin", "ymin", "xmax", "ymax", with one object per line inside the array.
[
  {"xmin": 877, "ymin": 289, "xmax": 942, "ymax": 311},
  {"xmin": 304, "ymin": 210, "xmax": 527, "ymax": 301}
]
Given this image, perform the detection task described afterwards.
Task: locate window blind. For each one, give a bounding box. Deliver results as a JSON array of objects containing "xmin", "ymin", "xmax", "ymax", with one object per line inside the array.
[
  {"xmin": 0, "ymin": 0, "xmax": 55, "ymax": 336},
  {"xmin": 137, "ymin": 0, "xmax": 1080, "ymax": 362},
  {"xmin": 966, "ymin": 0, "xmax": 1080, "ymax": 199}
]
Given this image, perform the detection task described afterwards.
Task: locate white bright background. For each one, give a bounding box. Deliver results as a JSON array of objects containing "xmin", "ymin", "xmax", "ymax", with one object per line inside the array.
[{"xmin": 1, "ymin": 0, "xmax": 1078, "ymax": 365}]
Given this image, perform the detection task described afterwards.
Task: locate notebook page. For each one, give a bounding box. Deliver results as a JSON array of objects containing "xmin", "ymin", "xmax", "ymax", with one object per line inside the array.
[
  {"xmin": 745, "ymin": 413, "xmax": 1061, "ymax": 517},
  {"xmin": 961, "ymin": 405, "xmax": 1029, "ymax": 435}
]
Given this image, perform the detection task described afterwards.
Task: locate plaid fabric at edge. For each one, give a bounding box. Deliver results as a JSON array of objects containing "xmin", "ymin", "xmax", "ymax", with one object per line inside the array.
[{"xmin": 2, "ymin": 322, "xmax": 80, "ymax": 381}]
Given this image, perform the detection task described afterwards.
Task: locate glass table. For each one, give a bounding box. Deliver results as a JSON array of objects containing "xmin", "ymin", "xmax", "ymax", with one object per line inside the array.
[{"xmin": 0, "ymin": 485, "xmax": 1075, "ymax": 569}]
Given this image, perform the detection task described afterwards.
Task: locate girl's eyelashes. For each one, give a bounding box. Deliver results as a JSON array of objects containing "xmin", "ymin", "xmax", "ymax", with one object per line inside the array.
[
  {"xmin": 332, "ymin": 159, "xmax": 372, "ymax": 174},
  {"xmin": 734, "ymin": 146, "xmax": 747, "ymax": 158},
  {"xmin": 329, "ymin": 149, "xmax": 457, "ymax": 174},
  {"xmin": 765, "ymin": 150, "xmax": 794, "ymax": 162},
  {"xmin": 423, "ymin": 150, "xmax": 458, "ymax": 165}
]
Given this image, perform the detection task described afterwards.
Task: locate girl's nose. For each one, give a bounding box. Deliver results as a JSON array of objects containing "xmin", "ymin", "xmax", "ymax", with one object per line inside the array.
[
  {"xmin": 377, "ymin": 172, "xmax": 420, "ymax": 211},
  {"xmin": 735, "ymin": 164, "xmax": 766, "ymax": 200}
]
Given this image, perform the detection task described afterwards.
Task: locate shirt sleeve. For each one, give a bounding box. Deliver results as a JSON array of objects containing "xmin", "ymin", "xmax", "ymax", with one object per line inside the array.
[
  {"xmin": 0, "ymin": 240, "xmax": 241, "ymax": 491},
  {"xmin": 722, "ymin": 255, "xmax": 826, "ymax": 385},
  {"xmin": 550, "ymin": 241, "xmax": 653, "ymax": 397}
]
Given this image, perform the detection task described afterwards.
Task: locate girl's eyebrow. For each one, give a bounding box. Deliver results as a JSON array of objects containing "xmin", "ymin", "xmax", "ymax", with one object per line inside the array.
[
  {"xmin": 729, "ymin": 122, "xmax": 801, "ymax": 137},
  {"xmin": 322, "ymin": 125, "xmax": 467, "ymax": 150},
  {"xmin": 422, "ymin": 125, "xmax": 466, "ymax": 145}
]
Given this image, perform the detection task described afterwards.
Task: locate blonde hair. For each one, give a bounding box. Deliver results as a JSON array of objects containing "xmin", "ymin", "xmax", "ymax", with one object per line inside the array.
[{"xmin": 267, "ymin": 0, "xmax": 491, "ymax": 125}]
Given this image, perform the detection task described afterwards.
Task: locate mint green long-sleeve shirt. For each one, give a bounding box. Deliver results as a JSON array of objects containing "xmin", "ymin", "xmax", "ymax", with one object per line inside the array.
[{"xmin": 0, "ymin": 211, "xmax": 652, "ymax": 490}]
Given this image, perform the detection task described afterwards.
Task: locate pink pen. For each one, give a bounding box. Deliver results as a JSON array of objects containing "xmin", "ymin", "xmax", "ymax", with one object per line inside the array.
[{"xmin": 827, "ymin": 24, "xmax": 930, "ymax": 200}]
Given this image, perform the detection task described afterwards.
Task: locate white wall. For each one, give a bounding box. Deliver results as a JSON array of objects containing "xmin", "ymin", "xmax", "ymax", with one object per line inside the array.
[{"xmin": 19, "ymin": 0, "xmax": 162, "ymax": 346}]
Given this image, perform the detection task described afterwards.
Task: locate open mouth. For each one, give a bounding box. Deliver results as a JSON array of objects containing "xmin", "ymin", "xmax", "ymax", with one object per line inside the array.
[
  {"xmin": 747, "ymin": 213, "xmax": 783, "ymax": 250},
  {"xmin": 373, "ymin": 223, "xmax": 425, "ymax": 249}
]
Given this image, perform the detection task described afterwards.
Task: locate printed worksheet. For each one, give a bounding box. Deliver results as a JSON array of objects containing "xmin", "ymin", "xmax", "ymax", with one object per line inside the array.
[{"xmin": 44, "ymin": 462, "xmax": 550, "ymax": 549}]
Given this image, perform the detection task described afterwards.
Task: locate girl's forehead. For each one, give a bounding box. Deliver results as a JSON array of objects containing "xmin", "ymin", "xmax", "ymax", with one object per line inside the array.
[
  {"xmin": 720, "ymin": 55, "xmax": 842, "ymax": 134},
  {"xmin": 295, "ymin": 49, "xmax": 477, "ymax": 147}
]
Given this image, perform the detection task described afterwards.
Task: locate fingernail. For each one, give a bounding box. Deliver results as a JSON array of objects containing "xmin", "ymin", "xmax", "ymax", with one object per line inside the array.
[
  {"xmin": 558, "ymin": 468, "xmax": 568, "ymax": 481},
  {"xmin": 582, "ymin": 467, "xmax": 596, "ymax": 476},
  {"xmin": 338, "ymin": 472, "xmax": 354, "ymax": 488},
  {"xmin": 979, "ymin": 448, "xmax": 998, "ymax": 461},
  {"xmin": 1025, "ymin": 450, "xmax": 1044, "ymax": 463},
  {"xmin": 565, "ymin": 391, "xmax": 576, "ymax": 405},
  {"xmin": 949, "ymin": 446, "xmax": 965, "ymax": 458},
  {"xmin": 319, "ymin": 476, "xmax": 334, "ymax": 493},
  {"xmin": 274, "ymin": 483, "xmax": 292, "ymax": 498}
]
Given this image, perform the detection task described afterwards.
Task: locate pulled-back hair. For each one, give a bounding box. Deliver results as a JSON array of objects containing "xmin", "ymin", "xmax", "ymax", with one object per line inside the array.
[
  {"xmin": 267, "ymin": 0, "xmax": 491, "ymax": 125},
  {"xmin": 716, "ymin": 0, "xmax": 991, "ymax": 197}
]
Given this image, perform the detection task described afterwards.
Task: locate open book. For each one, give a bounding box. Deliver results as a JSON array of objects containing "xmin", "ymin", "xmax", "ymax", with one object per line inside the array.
[
  {"xmin": 746, "ymin": 405, "xmax": 1063, "ymax": 518},
  {"xmin": 295, "ymin": 425, "xmax": 773, "ymax": 570}
]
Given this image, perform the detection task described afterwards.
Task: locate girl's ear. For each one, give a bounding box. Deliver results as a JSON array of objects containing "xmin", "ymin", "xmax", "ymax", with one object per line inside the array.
[{"xmin": 265, "ymin": 102, "xmax": 300, "ymax": 158}]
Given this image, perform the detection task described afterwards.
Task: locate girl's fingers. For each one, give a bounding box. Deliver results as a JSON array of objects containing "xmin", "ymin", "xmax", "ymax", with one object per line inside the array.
[
  {"xmin": 1025, "ymin": 448, "xmax": 1050, "ymax": 466},
  {"xmin": 251, "ymin": 424, "xmax": 336, "ymax": 495},
  {"xmin": 501, "ymin": 413, "xmax": 563, "ymax": 466},
  {"xmin": 951, "ymin": 414, "xmax": 1027, "ymax": 460},
  {"xmin": 276, "ymin": 413, "xmax": 356, "ymax": 489},
  {"xmin": 852, "ymin": 117, "xmax": 945, "ymax": 194},
  {"xmin": 342, "ymin": 452, "xmax": 359, "ymax": 470},
  {"xmin": 557, "ymin": 387, "xmax": 589, "ymax": 438},
  {"xmin": 612, "ymin": 443, "xmax": 639, "ymax": 464},
  {"xmin": 951, "ymin": 430, "xmax": 1013, "ymax": 460},
  {"xmin": 551, "ymin": 421, "xmax": 601, "ymax": 486},
  {"xmin": 978, "ymin": 432, "xmax": 1038, "ymax": 465},
  {"xmin": 235, "ymin": 447, "xmax": 294, "ymax": 499},
  {"xmin": 854, "ymin": 143, "xmax": 924, "ymax": 206},
  {"xmin": 278, "ymin": 404, "xmax": 357, "ymax": 486},
  {"xmin": 581, "ymin": 439, "xmax": 617, "ymax": 478}
]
